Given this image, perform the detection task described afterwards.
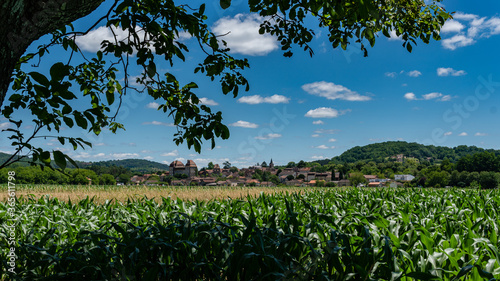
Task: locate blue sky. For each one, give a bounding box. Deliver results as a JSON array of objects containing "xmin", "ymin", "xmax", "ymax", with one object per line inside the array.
[{"xmin": 1, "ymin": 0, "xmax": 500, "ymax": 168}]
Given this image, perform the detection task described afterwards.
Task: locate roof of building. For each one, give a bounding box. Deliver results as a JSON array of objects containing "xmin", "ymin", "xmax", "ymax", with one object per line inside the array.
[
  {"xmin": 185, "ymin": 160, "xmax": 197, "ymax": 167},
  {"xmin": 170, "ymin": 160, "xmax": 185, "ymax": 167}
]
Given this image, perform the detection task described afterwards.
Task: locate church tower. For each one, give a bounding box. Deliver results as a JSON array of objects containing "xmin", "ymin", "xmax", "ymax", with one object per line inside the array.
[{"xmin": 269, "ymin": 158, "xmax": 274, "ymax": 169}]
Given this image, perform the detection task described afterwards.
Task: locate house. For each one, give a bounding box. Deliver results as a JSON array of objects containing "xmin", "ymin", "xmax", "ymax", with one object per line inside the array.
[
  {"xmin": 337, "ymin": 179, "xmax": 351, "ymax": 187},
  {"xmin": 306, "ymin": 172, "xmax": 316, "ymax": 181},
  {"xmin": 260, "ymin": 181, "xmax": 276, "ymax": 187},
  {"xmin": 316, "ymin": 173, "xmax": 329, "ymax": 182},
  {"xmin": 169, "ymin": 160, "xmax": 197, "ymax": 178},
  {"xmin": 364, "ymin": 175, "xmax": 378, "ymax": 182},
  {"xmin": 368, "ymin": 182, "xmax": 385, "ymax": 187},
  {"xmin": 394, "ymin": 174, "xmax": 415, "ymax": 181}
]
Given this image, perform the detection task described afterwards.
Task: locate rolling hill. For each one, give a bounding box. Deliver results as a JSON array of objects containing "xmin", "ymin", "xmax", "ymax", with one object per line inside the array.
[{"xmin": 315, "ymin": 141, "xmax": 500, "ymax": 165}]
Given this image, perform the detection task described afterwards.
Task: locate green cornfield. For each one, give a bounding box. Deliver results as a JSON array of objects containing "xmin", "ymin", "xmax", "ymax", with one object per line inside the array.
[{"xmin": 1, "ymin": 187, "xmax": 500, "ymax": 280}]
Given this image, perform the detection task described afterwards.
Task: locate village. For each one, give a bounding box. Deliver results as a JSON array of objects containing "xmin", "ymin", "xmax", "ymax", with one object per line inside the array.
[{"xmin": 128, "ymin": 159, "xmax": 416, "ymax": 188}]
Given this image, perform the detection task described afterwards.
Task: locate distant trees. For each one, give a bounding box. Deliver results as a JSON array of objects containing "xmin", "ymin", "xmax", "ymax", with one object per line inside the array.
[
  {"xmin": 223, "ymin": 161, "xmax": 231, "ymax": 169},
  {"xmin": 349, "ymin": 172, "xmax": 367, "ymax": 187}
]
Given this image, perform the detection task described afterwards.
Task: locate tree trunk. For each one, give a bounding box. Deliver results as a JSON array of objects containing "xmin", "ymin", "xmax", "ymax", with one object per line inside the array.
[{"xmin": 0, "ymin": 0, "xmax": 106, "ymax": 108}]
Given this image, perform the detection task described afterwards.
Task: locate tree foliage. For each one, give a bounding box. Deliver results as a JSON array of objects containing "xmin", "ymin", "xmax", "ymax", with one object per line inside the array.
[{"xmin": 0, "ymin": 1, "xmax": 450, "ymax": 170}]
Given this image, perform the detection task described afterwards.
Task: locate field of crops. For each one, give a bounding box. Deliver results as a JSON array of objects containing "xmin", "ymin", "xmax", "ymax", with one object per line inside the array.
[{"xmin": 1, "ymin": 187, "xmax": 500, "ymax": 280}]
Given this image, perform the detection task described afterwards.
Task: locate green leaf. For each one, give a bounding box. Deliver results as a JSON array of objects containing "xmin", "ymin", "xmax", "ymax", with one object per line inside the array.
[
  {"xmin": 106, "ymin": 90, "xmax": 115, "ymax": 105},
  {"xmin": 147, "ymin": 61, "xmax": 156, "ymax": 79},
  {"xmin": 29, "ymin": 72, "xmax": 50, "ymax": 87},
  {"xmin": 220, "ymin": 0, "xmax": 231, "ymax": 9},
  {"xmin": 74, "ymin": 113, "xmax": 88, "ymax": 129},
  {"xmin": 405, "ymin": 272, "xmax": 440, "ymax": 280},
  {"xmin": 40, "ymin": 151, "xmax": 51, "ymax": 164},
  {"xmin": 454, "ymin": 265, "xmax": 473, "ymax": 280},
  {"xmin": 53, "ymin": 150, "xmax": 67, "ymax": 170},
  {"xmin": 50, "ymin": 62, "xmax": 69, "ymax": 82}
]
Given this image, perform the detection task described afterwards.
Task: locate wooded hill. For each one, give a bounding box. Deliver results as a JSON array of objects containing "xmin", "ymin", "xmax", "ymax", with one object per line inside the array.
[
  {"xmin": 0, "ymin": 152, "xmax": 169, "ymax": 173},
  {"xmin": 316, "ymin": 141, "xmax": 500, "ymax": 165}
]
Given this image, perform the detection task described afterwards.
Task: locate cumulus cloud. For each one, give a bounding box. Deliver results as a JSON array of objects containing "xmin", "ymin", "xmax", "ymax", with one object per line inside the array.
[
  {"xmin": 199, "ymin": 98, "xmax": 219, "ymax": 106},
  {"xmin": 441, "ymin": 20, "xmax": 465, "ymax": 33},
  {"xmin": 437, "ymin": 67, "xmax": 467, "ymax": 76},
  {"xmin": 444, "ymin": 131, "xmax": 452, "ymax": 136},
  {"xmin": 311, "ymin": 155, "xmax": 327, "ymax": 160},
  {"xmin": 408, "ymin": 70, "xmax": 422, "ymax": 77},
  {"xmin": 475, "ymin": 132, "xmax": 488, "ymax": 136},
  {"xmin": 142, "ymin": 121, "xmax": 175, "ymax": 126},
  {"xmin": 440, "ymin": 13, "xmax": 500, "ymax": 50},
  {"xmin": 385, "ymin": 72, "xmax": 397, "ymax": 78},
  {"xmin": 146, "ymin": 102, "xmax": 160, "ymax": 109},
  {"xmin": 0, "ymin": 122, "xmax": 10, "ymax": 130},
  {"xmin": 75, "ymin": 25, "xmax": 190, "ymax": 53},
  {"xmin": 442, "ymin": 35, "xmax": 475, "ymax": 50},
  {"xmin": 302, "ymin": 81, "xmax": 371, "ymax": 101},
  {"xmin": 311, "ymin": 134, "xmax": 321, "ymax": 138},
  {"xmin": 314, "ymin": 145, "xmax": 335, "ymax": 149},
  {"xmin": 229, "ymin": 120, "xmax": 259, "ymax": 128},
  {"xmin": 212, "ymin": 14, "xmax": 278, "ymax": 56},
  {"xmin": 237, "ymin": 94, "xmax": 290, "ymax": 104},
  {"xmin": 404, "ymin": 93, "xmax": 418, "ymax": 101},
  {"xmin": 423, "ymin": 92, "xmax": 452, "ymax": 101},
  {"xmin": 388, "ymin": 29, "xmax": 402, "ymax": 41},
  {"xmin": 111, "ymin": 153, "xmax": 140, "ymax": 159},
  {"xmin": 406, "ymin": 92, "xmax": 451, "ymax": 102},
  {"xmin": 305, "ymin": 107, "xmax": 350, "ymax": 118},
  {"xmin": 328, "ymin": 138, "xmax": 337, "ymax": 142},
  {"xmin": 161, "ymin": 150, "xmax": 179, "ymax": 157},
  {"xmin": 312, "ymin": 120, "xmax": 324, "ymax": 125},
  {"xmin": 459, "ymin": 132, "xmax": 468, "ymax": 136},
  {"xmin": 254, "ymin": 133, "xmax": 281, "ymax": 140}
]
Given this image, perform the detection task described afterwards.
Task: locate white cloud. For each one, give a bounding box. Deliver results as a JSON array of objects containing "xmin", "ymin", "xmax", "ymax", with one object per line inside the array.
[
  {"xmin": 311, "ymin": 134, "xmax": 321, "ymax": 138},
  {"xmin": 453, "ymin": 12, "xmax": 478, "ymax": 21},
  {"xmin": 441, "ymin": 20, "xmax": 465, "ymax": 33},
  {"xmin": 388, "ymin": 29, "xmax": 402, "ymax": 41},
  {"xmin": 404, "ymin": 93, "xmax": 418, "ymax": 101},
  {"xmin": 405, "ymin": 92, "xmax": 451, "ymax": 102},
  {"xmin": 408, "ymin": 70, "xmax": 422, "ymax": 77},
  {"xmin": 328, "ymin": 138, "xmax": 337, "ymax": 142},
  {"xmin": 146, "ymin": 102, "xmax": 160, "ymax": 109},
  {"xmin": 437, "ymin": 67, "xmax": 467, "ymax": 76},
  {"xmin": 442, "ymin": 35, "xmax": 475, "ymax": 50},
  {"xmin": 161, "ymin": 150, "xmax": 179, "ymax": 157},
  {"xmin": 237, "ymin": 94, "xmax": 290, "ymax": 104},
  {"xmin": 459, "ymin": 132, "xmax": 468, "ymax": 136},
  {"xmin": 0, "ymin": 122, "xmax": 10, "ymax": 130},
  {"xmin": 229, "ymin": 120, "xmax": 259, "ymax": 128},
  {"xmin": 111, "ymin": 153, "xmax": 140, "ymax": 159},
  {"xmin": 385, "ymin": 72, "xmax": 397, "ymax": 78},
  {"xmin": 444, "ymin": 131, "xmax": 452, "ymax": 136},
  {"xmin": 144, "ymin": 156, "xmax": 154, "ymax": 160},
  {"xmin": 422, "ymin": 92, "xmax": 443, "ymax": 100},
  {"xmin": 212, "ymin": 14, "xmax": 278, "ymax": 56},
  {"xmin": 311, "ymin": 155, "xmax": 327, "ymax": 160},
  {"xmin": 302, "ymin": 81, "xmax": 371, "ymax": 101},
  {"xmin": 142, "ymin": 121, "xmax": 175, "ymax": 126},
  {"xmin": 254, "ymin": 133, "xmax": 281, "ymax": 140},
  {"xmin": 440, "ymin": 95, "xmax": 452, "ymax": 102},
  {"xmin": 305, "ymin": 107, "xmax": 349, "ymax": 118},
  {"xmin": 314, "ymin": 145, "xmax": 335, "ymax": 149},
  {"xmin": 314, "ymin": 129, "xmax": 338, "ymax": 134},
  {"xmin": 199, "ymin": 98, "xmax": 219, "ymax": 106},
  {"xmin": 312, "ymin": 120, "xmax": 324, "ymax": 125},
  {"xmin": 475, "ymin": 132, "xmax": 488, "ymax": 136}
]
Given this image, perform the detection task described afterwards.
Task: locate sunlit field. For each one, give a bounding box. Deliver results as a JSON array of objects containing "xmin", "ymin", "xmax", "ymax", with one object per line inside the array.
[
  {"xmin": 0, "ymin": 184, "xmax": 313, "ymax": 203},
  {"xmin": 1, "ymin": 186, "xmax": 499, "ymax": 279}
]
